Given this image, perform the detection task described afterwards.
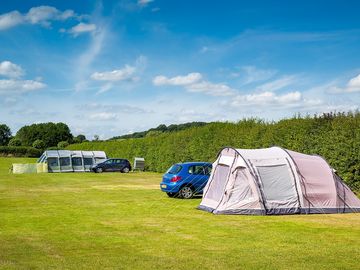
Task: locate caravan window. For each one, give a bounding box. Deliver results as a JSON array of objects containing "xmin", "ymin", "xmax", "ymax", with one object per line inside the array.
[
  {"xmin": 47, "ymin": 157, "xmax": 59, "ymax": 167},
  {"xmin": 60, "ymin": 157, "xmax": 71, "ymax": 166},
  {"xmin": 84, "ymin": 158, "xmax": 93, "ymax": 166},
  {"xmin": 72, "ymin": 157, "xmax": 82, "ymax": 166}
]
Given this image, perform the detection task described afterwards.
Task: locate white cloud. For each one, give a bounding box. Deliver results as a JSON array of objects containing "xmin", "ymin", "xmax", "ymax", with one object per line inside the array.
[
  {"xmin": 0, "ymin": 6, "xmax": 77, "ymax": 30},
  {"xmin": 153, "ymin": 72, "xmax": 202, "ymax": 86},
  {"xmin": 231, "ymin": 91, "xmax": 302, "ymax": 106},
  {"xmin": 138, "ymin": 0, "xmax": 154, "ymax": 7},
  {"xmin": 91, "ymin": 65, "xmax": 136, "ymax": 82},
  {"xmin": 329, "ymin": 73, "xmax": 360, "ymax": 93},
  {"xmin": 256, "ymin": 75, "xmax": 296, "ymax": 92},
  {"xmin": 0, "ymin": 79, "xmax": 46, "ymax": 94},
  {"xmin": 0, "ymin": 61, "xmax": 24, "ymax": 78},
  {"xmin": 89, "ymin": 112, "xmax": 117, "ymax": 121},
  {"xmin": 153, "ymin": 72, "xmax": 236, "ymax": 96},
  {"xmin": 186, "ymin": 81, "xmax": 235, "ymax": 96},
  {"xmin": 69, "ymin": 22, "xmax": 96, "ymax": 36},
  {"xmin": 0, "ymin": 11, "xmax": 24, "ymax": 30}
]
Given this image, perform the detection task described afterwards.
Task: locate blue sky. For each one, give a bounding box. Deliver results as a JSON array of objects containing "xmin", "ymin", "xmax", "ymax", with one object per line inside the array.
[{"xmin": 1, "ymin": 0, "xmax": 360, "ymax": 139}]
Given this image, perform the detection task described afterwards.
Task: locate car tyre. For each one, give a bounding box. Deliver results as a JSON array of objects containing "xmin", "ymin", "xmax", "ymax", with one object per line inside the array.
[
  {"xmin": 96, "ymin": 168, "xmax": 103, "ymax": 173},
  {"xmin": 121, "ymin": 167, "xmax": 130, "ymax": 173},
  {"xmin": 179, "ymin": 185, "xmax": 194, "ymax": 199}
]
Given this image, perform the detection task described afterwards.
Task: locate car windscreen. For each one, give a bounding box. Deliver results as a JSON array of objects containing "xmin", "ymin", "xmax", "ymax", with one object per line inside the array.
[{"xmin": 167, "ymin": 164, "xmax": 182, "ymax": 174}]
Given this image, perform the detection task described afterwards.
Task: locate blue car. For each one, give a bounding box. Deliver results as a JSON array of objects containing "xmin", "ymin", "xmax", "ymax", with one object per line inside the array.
[{"xmin": 160, "ymin": 162, "xmax": 212, "ymax": 199}]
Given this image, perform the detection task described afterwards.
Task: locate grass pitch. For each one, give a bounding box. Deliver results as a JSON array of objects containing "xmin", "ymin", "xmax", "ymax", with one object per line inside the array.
[{"xmin": 0, "ymin": 157, "xmax": 359, "ymax": 269}]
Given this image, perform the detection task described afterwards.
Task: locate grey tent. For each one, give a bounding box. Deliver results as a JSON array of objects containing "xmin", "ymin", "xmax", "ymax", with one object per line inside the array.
[
  {"xmin": 38, "ymin": 150, "xmax": 107, "ymax": 172},
  {"xmin": 199, "ymin": 147, "xmax": 360, "ymax": 215}
]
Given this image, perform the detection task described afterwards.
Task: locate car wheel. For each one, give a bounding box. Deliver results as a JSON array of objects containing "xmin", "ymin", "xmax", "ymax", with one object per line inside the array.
[
  {"xmin": 122, "ymin": 167, "xmax": 130, "ymax": 173},
  {"xmin": 166, "ymin": 192, "xmax": 178, "ymax": 198},
  {"xmin": 179, "ymin": 186, "xmax": 194, "ymax": 199},
  {"xmin": 96, "ymin": 168, "xmax": 103, "ymax": 173}
]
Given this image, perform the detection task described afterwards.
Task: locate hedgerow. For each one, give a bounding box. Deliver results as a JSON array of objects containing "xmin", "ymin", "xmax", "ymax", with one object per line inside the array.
[{"xmin": 67, "ymin": 112, "xmax": 360, "ymax": 191}]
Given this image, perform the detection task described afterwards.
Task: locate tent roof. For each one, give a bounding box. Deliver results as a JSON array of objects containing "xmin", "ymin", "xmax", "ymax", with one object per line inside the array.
[
  {"xmin": 235, "ymin": 147, "xmax": 288, "ymax": 160},
  {"xmin": 43, "ymin": 150, "xmax": 107, "ymax": 158}
]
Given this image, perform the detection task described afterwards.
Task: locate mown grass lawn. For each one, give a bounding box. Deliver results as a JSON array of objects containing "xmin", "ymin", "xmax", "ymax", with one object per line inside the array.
[{"xmin": 0, "ymin": 157, "xmax": 359, "ymax": 270}]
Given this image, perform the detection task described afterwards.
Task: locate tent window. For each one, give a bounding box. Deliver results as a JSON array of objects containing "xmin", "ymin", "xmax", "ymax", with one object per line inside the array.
[
  {"xmin": 206, "ymin": 165, "xmax": 230, "ymax": 202},
  {"xmin": 257, "ymin": 165, "xmax": 296, "ymax": 202},
  {"xmin": 72, "ymin": 157, "xmax": 82, "ymax": 166},
  {"xmin": 60, "ymin": 157, "xmax": 71, "ymax": 167},
  {"xmin": 47, "ymin": 157, "xmax": 59, "ymax": 167},
  {"xmin": 84, "ymin": 158, "xmax": 93, "ymax": 166}
]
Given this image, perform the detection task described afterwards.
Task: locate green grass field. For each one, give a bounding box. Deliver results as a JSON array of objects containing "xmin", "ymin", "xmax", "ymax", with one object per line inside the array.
[{"xmin": 0, "ymin": 157, "xmax": 359, "ymax": 270}]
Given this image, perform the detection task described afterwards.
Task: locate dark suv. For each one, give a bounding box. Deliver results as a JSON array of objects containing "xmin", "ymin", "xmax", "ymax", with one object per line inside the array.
[{"xmin": 91, "ymin": 159, "xmax": 131, "ymax": 173}]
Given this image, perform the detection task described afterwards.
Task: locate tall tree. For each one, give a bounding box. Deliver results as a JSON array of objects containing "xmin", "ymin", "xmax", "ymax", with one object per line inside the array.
[
  {"xmin": 0, "ymin": 124, "xmax": 11, "ymax": 146},
  {"xmin": 16, "ymin": 122, "xmax": 73, "ymax": 148}
]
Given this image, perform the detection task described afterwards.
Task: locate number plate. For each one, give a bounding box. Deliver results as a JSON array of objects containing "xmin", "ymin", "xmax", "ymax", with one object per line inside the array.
[{"xmin": 161, "ymin": 184, "xmax": 167, "ymax": 188}]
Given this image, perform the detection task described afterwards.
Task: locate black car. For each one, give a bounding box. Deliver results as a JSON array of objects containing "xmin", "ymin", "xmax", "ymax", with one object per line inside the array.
[{"xmin": 91, "ymin": 158, "xmax": 132, "ymax": 173}]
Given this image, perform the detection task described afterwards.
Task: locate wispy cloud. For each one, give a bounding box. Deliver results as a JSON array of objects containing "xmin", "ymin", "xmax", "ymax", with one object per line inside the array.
[
  {"xmin": 240, "ymin": 66, "xmax": 277, "ymax": 84},
  {"xmin": 0, "ymin": 79, "xmax": 46, "ymax": 94},
  {"xmin": 186, "ymin": 81, "xmax": 235, "ymax": 96},
  {"xmin": 328, "ymin": 73, "xmax": 360, "ymax": 93},
  {"xmin": 74, "ymin": 27, "xmax": 107, "ymax": 91},
  {"xmin": 138, "ymin": 0, "xmax": 154, "ymax": 7},
  {"xmin": 91, "ymin": 65, "xmax": 136, "ymax": 82},
  {"xmin": 256, "ymin": 75, "xmax": 297, "ymax": 92},
  {"xmin": 231, "ymin": 91, "xmax": 302, "ymax": 106},
  {"xmin": 153, "ymin": 73, "xmax": 202, "ymax": 86}
]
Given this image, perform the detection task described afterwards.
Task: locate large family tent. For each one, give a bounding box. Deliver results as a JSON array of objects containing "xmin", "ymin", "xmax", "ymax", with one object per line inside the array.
[
  {"xmin": 199, "ymin": 147, "xmax": 360, "ymax": 215},
  {"xmin": 37, "ymin": 150, "xmax": 107, "ymax": 172}
]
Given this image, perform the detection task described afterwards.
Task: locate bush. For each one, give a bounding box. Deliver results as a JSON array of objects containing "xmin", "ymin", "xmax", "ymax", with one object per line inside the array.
[
  {"xmin": 8, "ymin": 138, "xmax": 21, "ymax": 147},
  {"xmin": 0, "ymin": 146, "xmax": 42, "ymax": 157},
  {"xmin": 57, "ymin": 141, "xmax": 69, "ymax": 149},
  {"xmin": 32, "ymin": 139, "xmax": 45, "ymax": 149}
]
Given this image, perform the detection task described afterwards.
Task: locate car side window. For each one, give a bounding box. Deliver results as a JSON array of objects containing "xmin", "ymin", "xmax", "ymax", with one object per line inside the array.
[
  {"xmin": 188, "ymin": 165, "xmax": 207, "ymax": 175},
  {"xmin": 204, "ymin": 165, "xmax": 212, "ymax": 175},
  {"xmin": 105, "ymin": 160, "xmax": 112, "ymax": 164}
]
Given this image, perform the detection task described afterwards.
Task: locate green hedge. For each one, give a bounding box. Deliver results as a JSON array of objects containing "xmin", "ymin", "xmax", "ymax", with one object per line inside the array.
[
  {"xmin": 67, "ymin": 112, "xmax": 360, "ymax": 192},
  {"xmin": 0, "ymin": 146, "xmax": 42, "ymax": 157}
]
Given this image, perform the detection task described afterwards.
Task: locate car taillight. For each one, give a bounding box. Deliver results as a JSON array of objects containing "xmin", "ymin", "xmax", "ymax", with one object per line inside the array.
[{"xmin": 170, "ymin": 176, "xmax": 182, "ymax": 182}]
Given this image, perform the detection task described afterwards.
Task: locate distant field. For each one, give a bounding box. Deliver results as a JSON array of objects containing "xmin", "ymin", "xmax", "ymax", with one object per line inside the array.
[{"xmin": 0, "ymin": 157, "xmax": 359, "ymax": 270}]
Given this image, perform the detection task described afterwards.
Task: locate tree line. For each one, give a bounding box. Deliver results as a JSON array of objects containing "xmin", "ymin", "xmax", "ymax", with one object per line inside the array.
[
  {"xmin": 109, "ymin": 122, "xmax": 208, "ymax": 140},
  {"xmin": 0, "ymin": 123, "xmax": 87, "ymax": 152},
  {"xmin": 68, "ymin": 112, "xmax": 360, "ymax": 192}
]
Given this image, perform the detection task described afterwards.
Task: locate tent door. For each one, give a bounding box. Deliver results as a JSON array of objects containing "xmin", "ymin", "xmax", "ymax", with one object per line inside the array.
[
  {"xmin": 256, "ymin": 163, "xmax": 300, "ymax": 214},
  {"xmin": 205, "ymin": 164, "xmax": 230, "ymax": 203}
]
